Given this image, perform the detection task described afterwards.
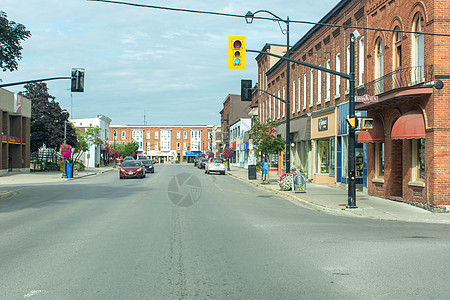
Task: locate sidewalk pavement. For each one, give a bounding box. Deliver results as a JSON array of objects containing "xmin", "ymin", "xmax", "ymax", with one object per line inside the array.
[
  {"xmin": 227, "ymin": 166, "xmax": 450, "ymax": 224},
  {"xmin": 0, "ymin": 165, "xmax": 116, "ymax": 186}
]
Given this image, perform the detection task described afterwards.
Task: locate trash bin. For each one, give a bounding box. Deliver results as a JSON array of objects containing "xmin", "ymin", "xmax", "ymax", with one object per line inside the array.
[
  {"xmin": 248, "ymin": 164, "xmax": 257, "ymax": 180},
  {"xmin": 66, "ymin": 163, "xmax": 73, "ymax": 178}
]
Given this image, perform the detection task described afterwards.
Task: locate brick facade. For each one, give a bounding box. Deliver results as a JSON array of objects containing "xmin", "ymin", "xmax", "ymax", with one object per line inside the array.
[
  {"xmin": 109, "ymin": 125, "xmax": 216, "ymax": 163},
  {"xmin": 254, "ymin": 0, "xmax": 450, "ymax": 205}
]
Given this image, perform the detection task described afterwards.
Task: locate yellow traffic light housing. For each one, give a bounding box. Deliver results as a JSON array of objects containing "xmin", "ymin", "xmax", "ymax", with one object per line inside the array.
[
  {"xmin": 346, "ymin": 117, "xmax": 358, "ymax": 128},
  {"xmin": 228, "ymin": 36, "xmax": 246, "ymax": 69},
  {"xmin": 362, "ymin": 118, "xmax": 374, "ymax": 129}
]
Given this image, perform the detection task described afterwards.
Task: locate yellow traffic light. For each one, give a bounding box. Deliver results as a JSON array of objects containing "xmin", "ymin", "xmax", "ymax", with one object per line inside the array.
[
  {"xmin": 362, "ymin": 118, "xmax": 374, "ymax": 129},
  {"xmin": 346, "ymin": 117, "xmax": 358, "ymax": 128},
  {"xmin": 228, "ymin": 36, "xmax": 246, "ymax": 69},
  {"xmin": 157, "ymin": 142, "xmax": 160, "ymax": 150}
]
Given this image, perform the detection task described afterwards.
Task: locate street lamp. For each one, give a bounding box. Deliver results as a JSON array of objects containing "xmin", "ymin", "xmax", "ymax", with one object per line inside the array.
[
  {"xmin": 61, "ymin": 109, "xmax": 69, "ymax": 178},
  {"xmin": 246, "ymin": 10, "xmax": 292, "ymax": 174}
]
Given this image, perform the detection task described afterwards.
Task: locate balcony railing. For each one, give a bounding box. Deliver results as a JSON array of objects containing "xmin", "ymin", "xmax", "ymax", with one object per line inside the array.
[{"xmin": 357, "ymin": 65, "xmax": 434, "ymax": 96}]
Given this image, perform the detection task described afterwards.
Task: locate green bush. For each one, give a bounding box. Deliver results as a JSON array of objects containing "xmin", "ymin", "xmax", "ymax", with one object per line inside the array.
[{"xmin": 73, "ymin": 161, "xmax": 85, "ymax": 171}]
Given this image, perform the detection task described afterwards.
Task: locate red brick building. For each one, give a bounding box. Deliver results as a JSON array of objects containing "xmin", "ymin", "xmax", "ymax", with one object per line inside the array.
[
  {"xmin": 109, "ymin": 125, "xmax": 218, "ymax": 163},
  {"xmin": 357, "ymin": 0, "xmax": 450, "ymax": 205},
  {"xmin": 0, "ymin": 88, "xmax": 31, "ymax": 176},
  {"xmin": 254, "ymin": 0, "xmax": 450, "ymax": 206}
]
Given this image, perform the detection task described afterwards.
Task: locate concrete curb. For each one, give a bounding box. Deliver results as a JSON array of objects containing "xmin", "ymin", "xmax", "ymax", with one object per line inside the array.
[{"xmin": 227, "ymin": 171, "xmax": 401, "ymax": 221}]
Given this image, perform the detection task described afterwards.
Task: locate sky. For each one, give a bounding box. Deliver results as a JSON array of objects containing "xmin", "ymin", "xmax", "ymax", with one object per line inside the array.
[{"xmin": 1, "ymin": 0, "xmax": 341, "ymax": 126}]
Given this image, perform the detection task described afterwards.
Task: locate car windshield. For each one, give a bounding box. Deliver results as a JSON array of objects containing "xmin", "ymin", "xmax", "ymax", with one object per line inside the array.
[
  {"xmin": 140, "ymin": 160, "xmax": 151, "ymax": 164},
  {"xmin": 211, "ymin": 158, "xmax": 223, "ymax": 163},
  {"xmin": 122, "ymin": 161, "xmax": 141, "ymax": 167}
]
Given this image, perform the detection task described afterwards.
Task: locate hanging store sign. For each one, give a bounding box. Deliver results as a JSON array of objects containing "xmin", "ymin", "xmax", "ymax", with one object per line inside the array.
[
  {"xmin": 355, "ymin": 94, "xmax": 379, "ymax": 103},
  {"xmin": 318, "ymin": 117, "xmax": 328, "ymax": 131}
]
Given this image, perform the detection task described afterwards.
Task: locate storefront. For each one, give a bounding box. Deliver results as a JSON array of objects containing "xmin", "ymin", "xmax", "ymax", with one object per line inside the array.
[
  {"xmin": 0, "ymin": 90, "xmax": 31, "ymax": 176},
  {"xmin": 147, "ymin": 150, "xmax": 178, "ymax": 163},
  {"xmin": 337, "ymin": 102, "xmax": 367, "ymax": 190},
  {"xmin": 311, "ymin": 108, "xmax": 337, "ymax": 186},
  {"xmin": 183, "ymin": 151, "xmax": 203, "ymax": 163},
  {"xmin": 289, "ymin": 116, "xmax": 311, "ymax": 179}
]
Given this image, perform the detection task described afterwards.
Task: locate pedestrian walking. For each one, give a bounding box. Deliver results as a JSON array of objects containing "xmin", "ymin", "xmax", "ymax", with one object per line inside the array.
[{"xmin": 262, "ymin": 159, "xmax": 268, "ymax": 182}]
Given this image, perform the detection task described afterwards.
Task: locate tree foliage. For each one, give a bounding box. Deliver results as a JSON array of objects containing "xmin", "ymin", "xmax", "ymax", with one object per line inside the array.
[
  {"xmin": 249, "ymin": 118, "xmax": 285, "ymax": 160},
  {"xmin": 112, "ymin": 142, "xmax": 139, "ymax": 158},
  {"xmin": 0, "ymin": 11, "xmax": 31, "ymax": 72},
  {"xmin": 21, "ymin": 82, "xmax": 77, "ymax": 152}
]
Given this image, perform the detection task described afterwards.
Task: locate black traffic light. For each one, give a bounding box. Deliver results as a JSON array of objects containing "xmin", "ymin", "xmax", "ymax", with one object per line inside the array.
[
  {"xmin": 241, "ymin": 79, "xmax": 252, "ymax": 101},
  {"xmin": 71, "ymin": 68, "xmax": 85, "ymax": 92}
]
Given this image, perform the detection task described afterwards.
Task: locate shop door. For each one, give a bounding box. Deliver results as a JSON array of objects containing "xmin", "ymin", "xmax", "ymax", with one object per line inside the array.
[
  {"xmin": 8, "ymin": 144, "xmax": 12, "ymax": 172},
  {"xmin": 390, "ymin": 139, "xmax": 403, "ymax": 198}
]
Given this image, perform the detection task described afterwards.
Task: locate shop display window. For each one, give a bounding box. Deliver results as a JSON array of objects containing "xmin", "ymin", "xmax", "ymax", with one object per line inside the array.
[
  {"xmin": 375, "ymin": 142, "xmax": 384, "ymax": 178},
  {"xmin": 316, "ymin": 139, "xmax": 330, "ymax": 173}
]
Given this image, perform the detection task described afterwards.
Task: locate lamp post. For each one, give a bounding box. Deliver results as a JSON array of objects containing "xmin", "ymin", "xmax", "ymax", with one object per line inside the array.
[
  {"xmin": 347, "ymin": 31, "xmax": 358, "ymax": 208},
  {"xmin": 113, "ymin": 130, "xmax": 117, "ymax": 168},
  {"xmin": 245, "ymin": 10, "xmax": 291, "ymax": 174},
  {"xmin": 62, "ymin": 109, "xmax": 69, "ymax": 178}
]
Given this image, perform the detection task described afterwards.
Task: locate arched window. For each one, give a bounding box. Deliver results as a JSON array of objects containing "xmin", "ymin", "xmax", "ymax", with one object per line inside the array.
[
  {"xmin": 374, "ymin": 37, "xmax": 384, "ymax": 94},
  {"xmin": 393, "ymin": 26, "xmax": 402, "ymax": 88},
  {"xmin": 393, "ymin": 26, "xmax": 402, "ymax": 69},
  {"xmin": 412, "ymin": 12, "xmax": 425, "ymax": 83}
]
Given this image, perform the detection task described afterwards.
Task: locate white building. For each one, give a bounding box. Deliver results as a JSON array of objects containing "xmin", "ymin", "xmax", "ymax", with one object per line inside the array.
[
  {"xmin": 70, "ymin": 114, "xmax": 112, "ymax": 168},
  {"xmin": 229, "ymin": 118, "xmax": 251, "ymax": 168}
]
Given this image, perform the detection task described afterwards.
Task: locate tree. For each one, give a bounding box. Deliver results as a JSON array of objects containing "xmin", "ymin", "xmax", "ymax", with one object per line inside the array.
[
  {"xmin": 111, "ymin": 142, "xmax": 139, "ymax": 158},
  {"xmin": 0, "ymin": 11, "xmax": 31, "ymax": 72},
  {"xmin": 21, "ymin": 82, "xmax": 77, "ymax": 152},
  {"xmin": 249, "ymin": 118, "xmax": 286, "ymax": 162}
]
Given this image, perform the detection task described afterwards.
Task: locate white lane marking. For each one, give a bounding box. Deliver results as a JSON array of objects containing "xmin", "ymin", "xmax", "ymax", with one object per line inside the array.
[{"xmin": 24, "ymin": 290, "xmax": 46, "ymax": 298}]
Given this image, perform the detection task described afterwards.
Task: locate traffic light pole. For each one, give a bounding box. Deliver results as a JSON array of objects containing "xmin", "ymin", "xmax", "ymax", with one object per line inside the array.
[
  {"xmin": 347, "ymin": 33, "xmax": 357, "ymax": 208},
  {"xmin": 285, "ymin": 17, "xmax": 291, "ymax": 174},
  {"xmin": 0, "ymin": 76, "xmax": 71, "ymax": 88}
]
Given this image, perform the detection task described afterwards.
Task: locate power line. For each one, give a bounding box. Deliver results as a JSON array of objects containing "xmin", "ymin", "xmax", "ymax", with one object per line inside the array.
[{"xmin": 88, "ymin": 0, "xmax": 450, "ymax": 37}]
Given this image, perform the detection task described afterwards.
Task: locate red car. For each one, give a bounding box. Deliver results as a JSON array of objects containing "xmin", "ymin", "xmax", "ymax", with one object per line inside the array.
[{"xmin": 120, "ymin": 160, "xmax": 145, "ymax": 179}]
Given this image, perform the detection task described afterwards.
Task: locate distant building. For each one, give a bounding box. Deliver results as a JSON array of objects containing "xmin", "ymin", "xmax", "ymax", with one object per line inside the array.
[
  {"xmin": 109, "ymin": 125, "xmax": 218, "ymax": 163},
  {"xmin": 70, "ymin": 115, "xmax": 112, "ymax": 168},
  {"xmin": 0, "ymin": 88, "xmax": 31, "ymax": 176},
  {"xmin": 220, "ymin": 94, "xmax": 252, "ymax": 151}
]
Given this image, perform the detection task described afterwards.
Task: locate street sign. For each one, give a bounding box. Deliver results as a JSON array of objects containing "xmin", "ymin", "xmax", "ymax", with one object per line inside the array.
[
  {"xmin": 355, "ymin": 94, "xmax": 378, "ymax": 103},
  {"xmin": 292, "ymin": 173, "xmax": 306, "ymax": 193}
]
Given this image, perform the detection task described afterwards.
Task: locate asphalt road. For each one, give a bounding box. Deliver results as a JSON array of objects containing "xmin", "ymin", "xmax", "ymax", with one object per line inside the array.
[{"xmin": 1, "ymin": 165, "xmax": 450, "ymax": 299}]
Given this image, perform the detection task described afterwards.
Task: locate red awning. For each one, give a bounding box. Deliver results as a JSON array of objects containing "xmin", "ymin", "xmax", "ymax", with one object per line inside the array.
[
  {"xmin": 232, "ymin": 141, "xmax": 237, "ymax": 148},
  {"xmin": 358, "ymin": 118, "xmax": 385, "ymax": 143},
  {"xmin": 391, "ymin": 110, "xmax": 426, "ymax": 139}
]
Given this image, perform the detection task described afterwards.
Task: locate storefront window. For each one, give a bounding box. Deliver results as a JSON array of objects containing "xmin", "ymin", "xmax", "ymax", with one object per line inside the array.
[
  {"xmin": 413, "ymin": 139, "xmax": 425, "ymax": 181},
  {"xmin": 329, "ymin": 137, "xmax": 335, "ymax": 176},
  {"xmin": 316, "ymin": 139, "xmax": 330, "ymax": 173},
  {"xmin": 376, "ymin": 142, "xmax": 384, "ymax": 178},
  {"xmin": 342, "ymin": 136, "xmax": 348, "ymax": 178},
  {"xmin": 355, "ymin": 145, "xmax": 364, "ymax": 177}
]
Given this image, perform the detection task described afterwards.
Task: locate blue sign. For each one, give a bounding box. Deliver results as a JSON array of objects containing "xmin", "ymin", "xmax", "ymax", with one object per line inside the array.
[{"xmin": 184, "ymin": 151, "xmax": 203, "ymax": 156}]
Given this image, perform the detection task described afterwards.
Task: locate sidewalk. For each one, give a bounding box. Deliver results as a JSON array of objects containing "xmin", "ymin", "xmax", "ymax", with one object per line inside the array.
[
  {"xmin": 0, "ymin": 165, "xmax": 116, "ymax": 186},
  {"xmin": 227, "ymin": 166, "xmax": 450, "ymax": 224}
]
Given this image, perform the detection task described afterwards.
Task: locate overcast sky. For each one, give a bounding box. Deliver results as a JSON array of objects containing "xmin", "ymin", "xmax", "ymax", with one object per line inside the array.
[{"xmin": 1, "ymin": 0, "xmax": 340, "ymax": 125}]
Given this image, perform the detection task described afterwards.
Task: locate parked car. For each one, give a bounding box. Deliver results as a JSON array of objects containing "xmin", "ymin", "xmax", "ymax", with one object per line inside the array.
[
  {"xmin": 119, "ymin": 160, "xmax": 145, "ymax": 179},
  {"xmin": 205, "ymin": 157, "xmax": 226, "ymax": 175},
  {"xmin": 139, "ymin": 159, "xmax": 154, "ymax": 173},
  {"xmin": 123, "ymin": 156, "xmax": 134, "ymax": 161},
  {"xmin": 197, "ymin": 157, "xmax": 208, "ymax": 169}
]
